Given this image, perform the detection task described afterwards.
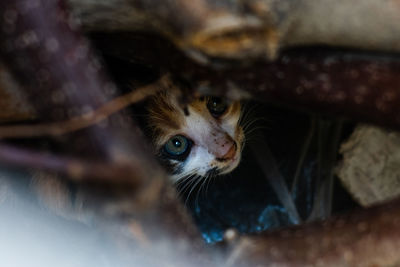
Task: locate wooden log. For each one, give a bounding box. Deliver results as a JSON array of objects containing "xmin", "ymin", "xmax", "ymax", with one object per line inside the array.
[
  {"xmin": 0, "ymin": 1, "xmax": 208, "ymax": 266},
  {"xmin": 68, "ymin": 0, "xmax": 400, "ymax": 59}
]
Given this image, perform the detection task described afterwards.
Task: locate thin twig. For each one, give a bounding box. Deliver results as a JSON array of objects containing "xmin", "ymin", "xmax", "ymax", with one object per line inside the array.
[
  {"xmin": 0, "ymin": 142, "xmax": 142, "ymax": 184},
  {"xmin": 0, "ymin": 76, "xmax": 168, "ymax": 139}
]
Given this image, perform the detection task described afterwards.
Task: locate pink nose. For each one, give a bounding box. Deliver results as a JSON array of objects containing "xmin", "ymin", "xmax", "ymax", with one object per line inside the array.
[{"xmin": 216, "ymin": 142, "xmax": 237, "ymax": 161}]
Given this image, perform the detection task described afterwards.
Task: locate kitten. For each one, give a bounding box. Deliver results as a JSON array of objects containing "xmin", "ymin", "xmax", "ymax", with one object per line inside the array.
[
  {"xmin": 144, "ymin": 83, "xmax": 245, "ymax": 183},
  {"xmin": 30, "ymin": 78, "xmax": 245, "ymax": 220}
]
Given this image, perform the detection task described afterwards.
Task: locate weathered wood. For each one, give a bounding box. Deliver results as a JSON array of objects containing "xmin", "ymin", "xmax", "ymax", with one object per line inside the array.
[
  {"xmin": 68, "ymin": 0, "xmax": 400, "ymax": 60},
  {"xmin": 230, "ymin": 197, "xmax": 400, "ymax": 267}
]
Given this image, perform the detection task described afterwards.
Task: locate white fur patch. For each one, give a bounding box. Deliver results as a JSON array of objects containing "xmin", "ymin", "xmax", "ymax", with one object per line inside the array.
[{"xmin": 169, "ymin": 106, "xmax": 241, "ymax": 182}]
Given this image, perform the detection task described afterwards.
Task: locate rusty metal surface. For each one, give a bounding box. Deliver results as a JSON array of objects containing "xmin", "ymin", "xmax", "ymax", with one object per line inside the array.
[
  {"xmin": 192, "ymin": 49, "xmax": 400, "ymax": 130},
  {"xmin": 231, "ymin": 197, "xmax": 400, "ymax": 267}
]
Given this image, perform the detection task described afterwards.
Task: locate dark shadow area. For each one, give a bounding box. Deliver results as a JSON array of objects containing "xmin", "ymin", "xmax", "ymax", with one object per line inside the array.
[
  {"xmin": 91, "ymin": 33, "xmax": 360, "ymax": 244},
  {"xmin": 181, "ymin": 104, "xmax": 359, "ymax": 243}
]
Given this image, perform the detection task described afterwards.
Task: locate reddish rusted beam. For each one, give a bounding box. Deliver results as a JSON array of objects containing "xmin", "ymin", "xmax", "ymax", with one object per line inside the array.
[
  {"xmin": 230, "ymin": 197, "xmax": 400, "ymax": 267},
  {"xmin": 93, "ymin": 34, "xmax": 400, "ymax": 130},
  {"xmin": 192, "ymin": 49, "xmax": 400, "ymax": 130}
]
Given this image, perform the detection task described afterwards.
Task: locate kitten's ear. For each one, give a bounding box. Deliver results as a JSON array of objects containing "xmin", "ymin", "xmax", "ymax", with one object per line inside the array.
[
  {"xmin": 168, "ymin": 75, "xmax": 197, "ymax": 109},
  {"xmin": 127, "ymin": 75, "xmax": 175, "ymax": 133},
  {"xmin": 128, "ymin": 74, "xmax": 173, "ymax": 102}
]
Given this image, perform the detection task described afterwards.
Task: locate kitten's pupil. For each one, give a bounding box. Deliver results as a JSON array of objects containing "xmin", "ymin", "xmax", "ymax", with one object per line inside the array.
[
  {"xmin": 163, "ymin": 135, "xmax": 192, "ymax": 160},
  {"xmin": 207, "ymin": 97, "xmax": 227, "ymax": 117},
  {"xmin": 173, "ymin": 139, "xmax": 181, "ymax": 146}
]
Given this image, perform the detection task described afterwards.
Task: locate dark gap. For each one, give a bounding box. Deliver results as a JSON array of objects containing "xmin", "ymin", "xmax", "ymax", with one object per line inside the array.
[{"xmin": 90, "ymin": 33, "xmax": 364, "ymax": 243}]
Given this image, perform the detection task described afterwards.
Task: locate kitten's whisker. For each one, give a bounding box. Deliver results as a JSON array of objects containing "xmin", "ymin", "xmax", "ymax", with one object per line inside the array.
[
  {"xmin": 178, "ymin": 169, "xmax": 201, "ymax": 194},
  {"xmin": 175, "ymin": 175, "xmax": 194, "ymax": 190},
  {"xmin": 202, "ymin": 173, "xmax": 211, "ymax": 195},
  {"xmin": 244, "ymin": 126, "xmax": 270, "ymax": 137},
  {"xmin": 243, "ymin": 117, "xmax": 270, "ymax": 136},
  {"xmin": 185, "ymin": 175, "xmax": 203, "ymax": 206},
  {"xmin": 240, "ymin": 141, "xmax": 246, "ymax": 153},
  {"xmin": 204, "ymin": 173, "xmax": 212, "ymax": 197},
  {"xmin": 195, "ymin": 175, "xmax": 209, "ymax": 207},
  {"xmin": 242, "ymin": 118, "xmax": 269, "ymax": 132},
  {"xmin": 175, "ymin": 176, "xmax": 190, "ymax": 188},
  {"xmin": 241, "ymin": 101, "xmax": 259, "ymax": 117},
  {"xmin": 175, "ymin": 172, "xmax": 193, "ymax": 184},
  {"xmin": 205, "ymin": 171, "xmax": 216, "ymax": 197},
  {"xmin": 239, "ymin": 110, "xmax": 253, "ymax": 127},
  {"xmin": 244, "ymin": 127, "xmax": 270, "ymax": 137},
  {"xmin": 238, "ymin": 105, "xmax": 250, "ymax": 126},
  {"xmin": 239, "ymin": 102, "xmax": 261, "ymax": 126},
  {"xmin": 176, "ymin": 170, "xmax": 200, "ymax": 197},
  {"xmin": 180, "ymin": 178, "xmax": 198, "ymax": 200},
  {"xmin": 242, "ymin": 119, "xmax": 261, "ymax": 131},
  {"xmin": 174, "ymin": 167, "xmax": 200, "ymax": 182},
  {"xmin": 176, "ymin": 175, "xmax": 197, "ymax": 197}
]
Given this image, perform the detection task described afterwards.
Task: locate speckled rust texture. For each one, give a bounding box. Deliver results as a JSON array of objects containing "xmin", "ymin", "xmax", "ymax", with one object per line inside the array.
[
  {"xmin": 232, "ymin": 197, "xmax": 400, "ymax": 266},
  {"xmin": 193, "ymin": 50, "xmax": 400, "ymax": 129}
]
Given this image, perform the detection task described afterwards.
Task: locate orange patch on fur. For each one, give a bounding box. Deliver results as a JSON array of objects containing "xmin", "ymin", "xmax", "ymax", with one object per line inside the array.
[
  {"xmin": 147, "ymin": 90, "xmax": 183, "ymax": 131},
  {"xmin": 227, "ymin": 101, "xmax": 241, "ymax": 117},
  {"xmin": 189, "ymin": 98, "xmax": 210, "ymax": 117}
]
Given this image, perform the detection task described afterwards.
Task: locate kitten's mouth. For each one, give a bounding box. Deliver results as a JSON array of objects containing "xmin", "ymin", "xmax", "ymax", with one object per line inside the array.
[
  {"xmin": 218, "ymin": 147, "xmax": 241, "ymax": 175},
  {"xmin": 216, "ymin": 142, "xmax": 237, "ymax": 162},
  {"xmin": 217, "ymin": 129, "xmax": 244, "ymax": 175}
]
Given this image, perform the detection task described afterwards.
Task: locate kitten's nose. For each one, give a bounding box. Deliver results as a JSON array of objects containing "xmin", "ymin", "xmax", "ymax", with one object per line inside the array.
[{"xmin": 217, "ymin": 142, "xmax": 237, "ymax": 161}]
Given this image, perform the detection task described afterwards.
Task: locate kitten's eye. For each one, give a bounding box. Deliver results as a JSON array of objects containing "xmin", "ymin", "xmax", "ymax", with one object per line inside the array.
[
  {"xmin": 163, "ymin": 135, "xmax": 192, "ymax": 160},
  {"xmin": 207, "ymin": 97, "xmax": 227, "ymax": 117}
]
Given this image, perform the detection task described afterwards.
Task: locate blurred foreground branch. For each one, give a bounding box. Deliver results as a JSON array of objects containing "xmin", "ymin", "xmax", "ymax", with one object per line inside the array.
[{"xmin": 1, "ymin": 0, "xmax": 400, "ymax": 266}]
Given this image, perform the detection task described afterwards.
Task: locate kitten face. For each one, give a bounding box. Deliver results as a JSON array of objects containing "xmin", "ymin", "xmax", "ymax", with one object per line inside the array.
[{"xmin": 147, "ymin": 88, "xmax": 244, "ymax": 182}]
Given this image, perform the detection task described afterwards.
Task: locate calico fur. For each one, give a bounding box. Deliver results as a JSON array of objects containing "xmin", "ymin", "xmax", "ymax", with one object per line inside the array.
[{"xmin": 144, "ymin": 82, "xmax": 244, "ymax": 182}]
